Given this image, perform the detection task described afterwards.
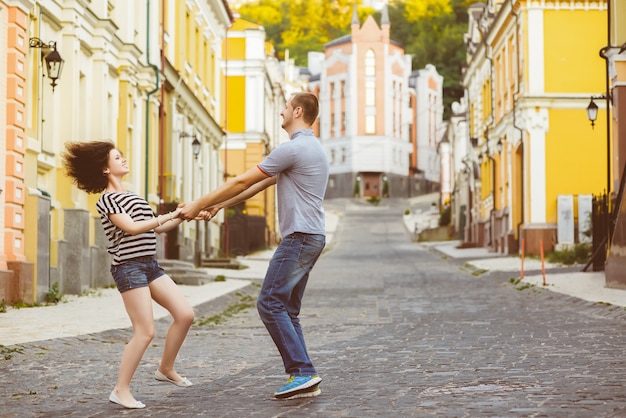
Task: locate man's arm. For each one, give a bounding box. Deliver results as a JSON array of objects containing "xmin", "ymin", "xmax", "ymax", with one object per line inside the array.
[
  {"xmin": 211, "ymin": 175, "xmax": 276, "ymax": 211},
  {"xmin": 180, "ymin": 166, "xmax": 273, "ymax": 220}
]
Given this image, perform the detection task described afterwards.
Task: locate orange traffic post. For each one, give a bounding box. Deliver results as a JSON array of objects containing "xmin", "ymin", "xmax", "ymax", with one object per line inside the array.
[
  {"xmin": 519, "ymin": 238, "xmax": 524, "ymax": 280},
  {"xmin": 540, "ymin": 239, "xmax": 547, "ymax": 286}
]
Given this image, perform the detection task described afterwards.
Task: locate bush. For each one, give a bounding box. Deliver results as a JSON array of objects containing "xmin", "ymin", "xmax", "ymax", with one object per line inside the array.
[
  {"xmin": 547, "ymin": 243, "xmax": 592, "ymax": 265},
  {"xmin": 439, "ymin": 205, "xmax": 451, "ymax": 226},
  {"xmin": 367, "ymin": 196, "xmax": 380, "ymax": 205},
  {"xmin": 45, "ymin": 282, "xmax": 62, "ymax": 304}
]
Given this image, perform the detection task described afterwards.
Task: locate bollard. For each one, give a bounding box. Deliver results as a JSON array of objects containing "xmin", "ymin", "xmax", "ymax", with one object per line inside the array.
[
  {"xmin": 519, "ymin": 238, "xmax": 524, "ymax": 281},
  {"xmin": 540, "ymin": 239, "xmax": 547, "ymax": 286}
]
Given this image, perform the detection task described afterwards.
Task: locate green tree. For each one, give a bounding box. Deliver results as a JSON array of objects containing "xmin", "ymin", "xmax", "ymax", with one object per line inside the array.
[
  {"xmin": 388, "ymin": 0, "xmax": 472, "ymax": 117},
  {"xmin": 238, "ymin": 0, "xmax": 471, "ymax": 115},
  {"xmin": 238, "ymin": 0, "xmax": 373, "ymax": 64}
]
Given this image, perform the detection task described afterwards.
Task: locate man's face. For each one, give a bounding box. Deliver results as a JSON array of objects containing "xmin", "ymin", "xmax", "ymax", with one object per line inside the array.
[{"xmin": 280, "ymin": 99, "xmax": 295, "ymax": 130}]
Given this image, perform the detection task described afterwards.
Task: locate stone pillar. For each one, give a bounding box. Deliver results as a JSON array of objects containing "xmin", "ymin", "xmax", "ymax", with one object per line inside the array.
[
  {"xmin": 91, "ymin": 215, "xmax": 112, "ymax": 288},
  {"xmin": 60, "ymin": 209, "xmax": 90, "ymax": 294}
]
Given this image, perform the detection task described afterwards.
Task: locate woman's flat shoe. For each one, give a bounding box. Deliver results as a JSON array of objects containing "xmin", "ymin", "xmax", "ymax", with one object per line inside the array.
[
  {"xmin": 155, "ymin": 369, "xmax": 193, "ymax": 387},
  {"xmin": 109, "ymin": 390, "xmax": 145, "ymax": 409}
]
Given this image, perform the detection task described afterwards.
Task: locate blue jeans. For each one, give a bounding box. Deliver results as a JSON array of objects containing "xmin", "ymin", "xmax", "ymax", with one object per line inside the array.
[
  {"xmin": 257, "ymin": 232, "xmax": 325, "ymax": 376},
  {"xmin": 110, "ymin": 256, "xmax": 165, "ymax": 293}
]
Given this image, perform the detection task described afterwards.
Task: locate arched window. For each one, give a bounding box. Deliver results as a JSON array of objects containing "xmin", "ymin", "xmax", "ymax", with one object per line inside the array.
[{"xmin": 365, "ymin": 50, "xmax": 376, "ymax": 134}]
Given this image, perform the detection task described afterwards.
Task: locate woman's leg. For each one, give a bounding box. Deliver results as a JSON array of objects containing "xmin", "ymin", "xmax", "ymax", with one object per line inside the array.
[
  {"xmin": 149, "ymin": 275, "xmax": 195, "ymax": 381},
  {"xmin": 113, "ymin": 287, "xmax": 155, "ymax": 404}
]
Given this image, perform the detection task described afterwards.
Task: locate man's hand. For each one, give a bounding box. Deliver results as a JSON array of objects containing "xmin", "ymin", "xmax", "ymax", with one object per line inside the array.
[{"xmin": 179, "ymin": 200, "xmax": 203, "ymax": 221}]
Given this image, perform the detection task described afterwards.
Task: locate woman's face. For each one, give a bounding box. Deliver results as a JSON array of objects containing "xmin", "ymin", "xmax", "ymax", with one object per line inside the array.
[{"xmin": 104, "ymin": 148, "xmax": 129, "ymax": 177}]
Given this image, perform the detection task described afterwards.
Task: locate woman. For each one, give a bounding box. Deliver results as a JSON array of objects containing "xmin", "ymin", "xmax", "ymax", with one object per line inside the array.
[{"xmin": 62, "ymin": 140, "xmax": 195, "ymax": 409}]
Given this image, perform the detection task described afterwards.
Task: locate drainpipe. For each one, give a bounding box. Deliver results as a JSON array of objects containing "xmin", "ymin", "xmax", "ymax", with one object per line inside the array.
[
  {"xmin": 477, "ymin": 16, "xmax": 496, "ymax": 249},
  {"xmin": 511, "ymin": 1, "xmax": 525, "ymax": 253},
  {"xmin": 145, "ymin": 0, "xmax": 160, "ymax": 200}
]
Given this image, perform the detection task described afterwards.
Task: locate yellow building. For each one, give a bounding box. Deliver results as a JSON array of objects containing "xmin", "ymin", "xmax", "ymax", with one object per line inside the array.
[
  {"xmin": 221, "ymin": 15, "xmax": 286, "ymax": 251},
  {"xmin": 159, "ymin": 0, "xmax": 233, "ymax": 262},
  {"xmin": 0, "ymin": 0, "xmax": 233, "ymax": 305},
  {"xmin": 462, "ymin": 0, "xmax": 608, "ymax": 255}
]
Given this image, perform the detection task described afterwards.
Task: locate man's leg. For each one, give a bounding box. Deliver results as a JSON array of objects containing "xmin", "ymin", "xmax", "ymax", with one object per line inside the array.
[{"xmin": 257, "ymin": 233, "xmax": 325, "ymax": 398}]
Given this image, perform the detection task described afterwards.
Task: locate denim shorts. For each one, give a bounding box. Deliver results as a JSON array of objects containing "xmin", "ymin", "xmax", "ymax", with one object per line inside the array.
[{"xmin": 110, "ymin": 256, "xmax": 165, "ymax": 293}]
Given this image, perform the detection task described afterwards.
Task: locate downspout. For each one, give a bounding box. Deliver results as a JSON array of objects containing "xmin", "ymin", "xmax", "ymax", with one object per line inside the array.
[
  {"xmin": 159, "ymin": 0, "xmax": 166, "ymax": 213},
  {"xmin": 478, "ymin": 17, "xmax": 496, "ymax": 248},
  {"xmin": 511, "ymin": 1, "xmax": 525, "ymax": 252},
  {"xmin": 461, "ymin": 84, "xmax": 475, "ymax": 244},
  {"xmin": 223, "ymin": 27, "xmax": 229, "ymax": 259},
  {"xmin": 145, "ymin": 0, "xmax": 160, "ymax": 200},
  {"xmin": 599, "ymin": 0, "xmax": 612, "ymax": 249}
]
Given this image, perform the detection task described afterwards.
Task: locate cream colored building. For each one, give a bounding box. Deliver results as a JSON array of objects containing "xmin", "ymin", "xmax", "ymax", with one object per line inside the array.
[{"xmin": 0, "ymin": 0, "xmax": 234, "ymax": 304}]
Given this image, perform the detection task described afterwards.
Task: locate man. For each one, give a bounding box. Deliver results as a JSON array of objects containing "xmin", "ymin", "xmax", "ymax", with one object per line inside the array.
[{"xmin": 180, "ymin": 92, "xmax": 329, "ymax": 400}]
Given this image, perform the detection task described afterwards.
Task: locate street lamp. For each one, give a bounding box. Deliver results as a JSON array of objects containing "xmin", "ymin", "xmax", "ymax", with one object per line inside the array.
[
  {"xmin": 585, "ymin": 92, "xmax": 613, "ymax": 269},
  {"xmin": 192, "ymin": 138, "xmax": 201, "ymax": 159},
  {"xmin": 180, "ymin": 131, "xmax": 202, "ymax": 266},
  {"xmin": 586, "ymin": 97, "xmax": 599, "ymax": 129},
  {"xmin": 29, "ymin": 38, "xmax": 64, "ymax": 91}
]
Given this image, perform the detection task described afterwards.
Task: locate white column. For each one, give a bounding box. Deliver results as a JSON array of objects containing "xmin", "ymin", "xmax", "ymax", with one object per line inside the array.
[{"xmin": 526, "ymin": 108, "xmax": 549, "ymax": 223}]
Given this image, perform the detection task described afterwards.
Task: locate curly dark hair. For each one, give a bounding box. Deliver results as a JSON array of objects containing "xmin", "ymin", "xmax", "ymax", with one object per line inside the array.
[{"xmin": 62, "ymin": 140, "xmax": 115, "ymax": 194}]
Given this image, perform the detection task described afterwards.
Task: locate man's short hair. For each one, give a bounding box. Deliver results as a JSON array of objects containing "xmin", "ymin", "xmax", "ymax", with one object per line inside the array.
[{"xmin": 291, "ymin": 92, "xmax": 319, "ymax": 125}]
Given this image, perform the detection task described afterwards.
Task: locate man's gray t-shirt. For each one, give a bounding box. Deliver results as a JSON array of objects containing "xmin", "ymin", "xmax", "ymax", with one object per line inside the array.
[{"xmin": 257, "ymin": 129, "xmax": 329, "ymax": 238}]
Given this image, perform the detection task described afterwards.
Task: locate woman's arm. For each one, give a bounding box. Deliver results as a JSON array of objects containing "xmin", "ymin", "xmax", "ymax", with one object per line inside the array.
[{"xmin": 109, "ymin": 208, "xmax": 182, "ymax": 235}]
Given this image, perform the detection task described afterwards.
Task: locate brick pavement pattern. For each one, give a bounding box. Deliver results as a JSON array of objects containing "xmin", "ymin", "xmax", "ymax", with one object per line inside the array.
[{"xmin": 3, "ymin": 198, "xmax": 626, "ymax": 417}]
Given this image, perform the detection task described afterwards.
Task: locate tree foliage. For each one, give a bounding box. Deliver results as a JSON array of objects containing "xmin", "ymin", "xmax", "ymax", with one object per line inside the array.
[{"xmin": 237, "ymin": 0, "xmax": 472, "ymax": 116}]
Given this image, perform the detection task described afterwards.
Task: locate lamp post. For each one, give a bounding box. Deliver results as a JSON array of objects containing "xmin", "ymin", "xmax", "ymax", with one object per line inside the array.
[
  {"xmin": 192, "ymin": 136, "xmax": 201, "ymax": 266},
  {"xmin": 586, "ymin": 94, "xmax": 612, "ymax": 252},
  {"xmin": 181, "ymin": 132, "xmax": 201, "ymax": 266},
  {"xmin": 29, "ymin": 38, "xmax": 64, "ymax": 91}
]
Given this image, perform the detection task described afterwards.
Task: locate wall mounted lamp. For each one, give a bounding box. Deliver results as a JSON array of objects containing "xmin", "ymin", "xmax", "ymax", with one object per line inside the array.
[
  {"xmin": 29, "ymin": 37, "xmax": 64, "ymax": 91},
  {"xmin": 180, "ymin": 132, "xmax": 201, "ymax": 159},
  {"xmin": 586, "ymin": 94, "xmax": 612, "ymax": 129}
]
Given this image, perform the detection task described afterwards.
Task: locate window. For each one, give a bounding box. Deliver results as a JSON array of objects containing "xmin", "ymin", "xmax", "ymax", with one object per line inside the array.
[
  {"xmin": 366, "ymin": 80, "xmax": 375, "ymax": 106},
  {"xmin": 365, "ymin": 50, "xmax": 375, "ymax": 76},
  {"xmin": 366, "ymin": 115, "xmax": 375, "ymax": 134},
  {"xmin": 365, "ymin": 50, "xmax": 376, "ymax": 134}
]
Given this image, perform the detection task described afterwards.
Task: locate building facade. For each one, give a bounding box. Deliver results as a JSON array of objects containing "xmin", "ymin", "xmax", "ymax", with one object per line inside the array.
[
  {"xmin": 409, "ymin": 64, "xmax": 445, "ymax": 197},
  {"xmin": 159, "ymin": 0, "xmax": 232, "ymax": 263},
  {"xmin": 601, "ymin": 0, "xmax": 626, "ymax": 288},
  {"xmin": 459, "ymin": 0, "xmax": 610, "ymax": 256},
  {"xmin": 0, "ymin": 0, "xmax": 235, "ymax": 305},
  {"xmin": 318, "ymin": 4, "xmax": 413, "ymax": 199},
  {"xmin": 221, "ymin": 14, "xmax": 286, "ymax": 252}
]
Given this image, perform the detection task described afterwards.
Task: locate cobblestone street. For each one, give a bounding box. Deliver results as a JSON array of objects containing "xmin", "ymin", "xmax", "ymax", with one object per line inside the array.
[{"xmin": 3, "ymin": 199, "xmax": 626, "ymax": 417}]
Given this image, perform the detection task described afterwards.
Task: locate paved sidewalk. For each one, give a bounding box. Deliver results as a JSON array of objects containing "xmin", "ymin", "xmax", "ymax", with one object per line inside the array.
[{"xmin": 427, "ymin": 239, "xmax": 626, "ymax": 309}]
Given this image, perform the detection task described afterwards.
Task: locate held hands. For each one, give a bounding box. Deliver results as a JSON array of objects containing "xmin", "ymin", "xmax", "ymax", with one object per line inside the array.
[
  {"xmin": 169, "ymin": 207, "xmax": 183, "ymax": 220},
  {"xmin": 198, "ymin": 206, "xmax": 220, "ymax": 221},
  {"xmin": 178, "ymin": 201, "xmax": 220, "ymax": 221},
  {"xmin": 178, "ymin": 200, "xmax": 205, "ymax": 221}
]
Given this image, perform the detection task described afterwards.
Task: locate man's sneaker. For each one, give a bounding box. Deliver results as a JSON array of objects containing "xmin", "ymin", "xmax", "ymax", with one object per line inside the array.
[
  {"xmin": 274, "ymin": 386, "xmax": 321, "ymax": 400},
  {"xmin": 274, "ymin": 375, "xmax": 322, "ymax": 399}
]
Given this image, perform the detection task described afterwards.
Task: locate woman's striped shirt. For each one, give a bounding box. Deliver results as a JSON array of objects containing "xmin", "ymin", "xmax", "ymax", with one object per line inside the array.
[{"xmin": 96, "ymin": 192, "xmax": 156, "ymax": 265}]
